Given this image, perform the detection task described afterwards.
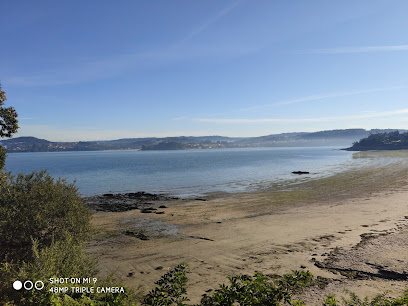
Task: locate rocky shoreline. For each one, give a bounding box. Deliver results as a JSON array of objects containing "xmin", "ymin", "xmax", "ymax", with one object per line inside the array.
[{"xmin": 83, "ymin": 191, "xmax": 179, "ymax": 213}]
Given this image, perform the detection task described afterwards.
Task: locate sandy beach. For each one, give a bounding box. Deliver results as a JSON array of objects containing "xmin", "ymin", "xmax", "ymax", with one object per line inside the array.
[{"xmin": 86, "ymin": 151, "xmax": 408, "ymax": 304}]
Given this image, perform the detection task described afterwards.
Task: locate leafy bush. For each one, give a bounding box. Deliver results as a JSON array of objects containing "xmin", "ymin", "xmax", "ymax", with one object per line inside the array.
[
  {"xmin": 323, "ymin": 289, "xmax": 408, "ymax": 306},
  {"xmin": 0, "ymin": 170, "xmax": 91, "ymax": 263},
  {"xmin": 143, "ymin": 263, "xmax": 189, "ymax": 305},
  {"xmin": 280, "ymin": 270, "xmax": 314, "ymax": 291},
  {"xmin": 0, "ymin": 82, "xmax": 18, "ymax": 169},
  {"xmin": 0, "ymin": 145, "xmax": 6, "ymax": 170},
  {"xmin": 144, "ymin": 266, "xmax": 312, "ymax": 306},
  {"xmin": 200, "ymin": 272, "xmax": 290, "ymax": 305},
  {"xmin": 144, "ymin": 266, "xmax": 408, "ymax": 306},
  {"xmin": 0, "ymin": 235, "xmax": 97, "ymax": 305},
  {"xmin": 200, "ymin": 270, "xmax": 311, "ymax": 306},
  {"xmin": 0, "ymin": 169, "xmax": 137, "ymax": 305},
  {"xmin": 323, "ymin": 294, "xmax": 340, "ymax": 305}
]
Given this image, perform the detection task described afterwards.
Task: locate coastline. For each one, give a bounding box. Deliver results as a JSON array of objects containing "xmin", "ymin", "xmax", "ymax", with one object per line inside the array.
[{"xmin": 86, "ymin": 152, "xmax": 408, "ymax": 304}]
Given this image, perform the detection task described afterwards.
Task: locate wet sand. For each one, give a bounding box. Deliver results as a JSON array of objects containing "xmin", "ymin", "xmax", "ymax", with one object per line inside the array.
[{"xmin": 86, "ymin": 152, "xmax": 408, "ymax": 304}]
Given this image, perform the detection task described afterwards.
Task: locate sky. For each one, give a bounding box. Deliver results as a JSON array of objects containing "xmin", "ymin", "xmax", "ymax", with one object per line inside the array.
[{"xmin": 1, "ymin": 0, "xmax": 408, "ymax": 141}]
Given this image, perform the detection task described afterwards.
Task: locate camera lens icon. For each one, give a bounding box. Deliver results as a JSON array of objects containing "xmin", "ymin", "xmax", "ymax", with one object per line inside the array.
[{"xmin": 13, "ymin": 280, "xmax": 44, "ymax": 291}]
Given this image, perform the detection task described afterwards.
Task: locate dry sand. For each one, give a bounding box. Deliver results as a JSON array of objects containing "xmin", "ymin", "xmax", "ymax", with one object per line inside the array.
[{"xmin": 87, "ymin": 152, "xmax": 408, "ymax": 304}]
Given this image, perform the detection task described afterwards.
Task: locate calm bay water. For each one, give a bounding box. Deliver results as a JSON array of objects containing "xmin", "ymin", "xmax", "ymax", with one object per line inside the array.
[{"xmin": 5, "ymin": 147, "xmax": 354, "ymax": 197}]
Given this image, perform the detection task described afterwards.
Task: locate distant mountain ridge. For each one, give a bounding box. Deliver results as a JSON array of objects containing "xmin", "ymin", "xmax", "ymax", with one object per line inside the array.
[{"xmin": 1, "ymin": 129, "xmax": 406, "ymax": 153}]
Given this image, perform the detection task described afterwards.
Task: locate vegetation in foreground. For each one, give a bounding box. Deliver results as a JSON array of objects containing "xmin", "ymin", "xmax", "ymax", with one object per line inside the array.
[
  {"xmin": 143, "ymin": 263, "xmax": 408, "ymax": 305},
  {"xmin": 143, "ymin": 263, "xmax": 314, "ymax": 305},
  {"xmin": 0, "ymin": 170, "xmax": 137, "ymax": 305}
]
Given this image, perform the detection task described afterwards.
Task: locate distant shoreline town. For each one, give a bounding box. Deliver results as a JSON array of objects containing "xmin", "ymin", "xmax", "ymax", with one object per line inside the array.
[{"xmin": 1, "ymin": 129, "xmax": 407, "ymax": 153}]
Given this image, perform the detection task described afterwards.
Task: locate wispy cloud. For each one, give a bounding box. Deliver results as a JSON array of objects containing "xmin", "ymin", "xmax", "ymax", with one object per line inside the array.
[
  {"xmin": 181, "ymin": 0, "xmax": 243, "ymax": 43},
  {"xmin": 6, "ymin": 43, "xmax": 256, "ymax": 87},
  {"xmin": 241, "ymin": 86, "xmax": 405, "ymax": 111},
  {"xmin": 197, "ymin": 108, "xmax": 408, "ymax": 124},
  {"xmin": 172, "ymin": 116, "xmax": 186, "ymax": 121},
  {"xmin": 308, "ymin": 44, "xmax": 408, "ymax": 54}
]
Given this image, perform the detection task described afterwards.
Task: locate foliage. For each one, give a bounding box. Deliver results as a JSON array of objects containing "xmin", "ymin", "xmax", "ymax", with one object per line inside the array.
[
  {"xmin": 0, "ymin": 170, "xmax": 91, "ymax": 263},
  {"xmin": 279, "ymin": 269, "xmax": 314, "ymax": 291},
  {"xmin": 340, "ymin": 289, "xmax": 408, "ymax": 306},
  {"xmin": 200, "ymin": 270, "xmax": 312, "ymax": 306},
  {"xmin": 323, "ymin": 289, "xmax": 408, "ymax": 306},
  {"xmin": 323, "ymin": 294, "xmax": 340, "ymax": 305},
  {"xmin": 0, "ymin": 83, "xmax": 19, "ymax": 139},
  {"xmin": 144, "ymin": 265, "xmax": 408, "ymax": 306},
  {"xmin": 0, "ymin": 84, "xmax": 18, "ymax": 169},
  {"xmin": 0, "ymin": 145, "xmax": 6, "ymax": 170},
  {"xmin": 143, "ymin": 263, "xmax": 189, "ymax": 306},
  {"xmin": 0, "ymin": 235, "xmax": 95, "ymax": 305},
  {"xmin": 392, "ymin": 290, "xmax": 408, "ymax": 305},
  {"xmin": 200, "ymin": 272, "xmax": 289, "ymax": 306},
  {"xmin": 142, "ymin": 268, "xmax": 311, "ymax": 305},
  {"xmin": 0, "ymin": 169, "xmax": 137, "ymax": 305}
]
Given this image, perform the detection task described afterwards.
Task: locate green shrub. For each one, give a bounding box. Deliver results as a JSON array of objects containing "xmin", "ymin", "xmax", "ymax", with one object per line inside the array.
[
  {"xmin": 144, "ymin": 267, "xmax": 312, "ymax": 305},
  {"xmin": 323, "ymin": 294, "xmax": 340, "ymax": 305},
  {"xmin": 392, "ymin": 289, "xmax": 408, "ymax": 305},
  {"xmin": 340, "ymin": 289, "xmax": 408, "ymax": 306},
  {"xmin": 0, "ymin": 145, "xmax": 6, "ymax": 170},
  {"xmin": 0, "ymin": 235, "xmax": 97, "ymax": 305},
  {"xmin": 200, "ymin": 272, "xmax": 290, "ymax": 305},
  {"xmin": 143, "ymin": 263, "xmax": 189, "ymax": 306},
  {"xmin": 200, "ymin": 270, "xmax": 311, "ymax": 306},
  {"xmin": 0, "ymin": 170, "xmax": 138, "ymax": 305},
  {"xmin": 280, "ymin": 270, "xmax": 314, "ymax": 292},
  {"xmin": 0, "ymin": 170, "xmax": 91, "ymax": 263},
  {"xmin": 323, "ymin": 289, "xmax": 408, "ymax": 306}
]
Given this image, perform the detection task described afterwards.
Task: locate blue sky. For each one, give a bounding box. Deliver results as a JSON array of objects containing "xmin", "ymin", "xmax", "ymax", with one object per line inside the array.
[{"xmin": 1, "ymin": 0, "xmax": 408, "ymax": 141}]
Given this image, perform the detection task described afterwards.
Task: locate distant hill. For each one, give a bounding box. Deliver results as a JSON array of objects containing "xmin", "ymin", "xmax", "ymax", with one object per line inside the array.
[
  {"xmin": 0, "ymin": 135, "xmax": 241, "ymax": 152},
  {"xmin": 234, "ymin": 129, "xmax": 405, "ymax": 147},
  {"xmin": 345, "ymin": 131, "xmax": 408, "ymax": 151},
  {"xmin": 1, "ymin": 129, "xmax": 407, "ymax": 153}
]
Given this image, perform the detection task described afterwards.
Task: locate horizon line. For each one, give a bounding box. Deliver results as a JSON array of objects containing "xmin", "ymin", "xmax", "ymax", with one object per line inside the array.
[{"xmin": 3, "ymin": 127, "xmax": 407, "ymax": 143}]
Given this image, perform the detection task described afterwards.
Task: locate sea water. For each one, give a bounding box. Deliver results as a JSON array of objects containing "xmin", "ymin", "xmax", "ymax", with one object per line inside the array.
[{"xmin": 5, "ymin": 147, "xmax": 356, "ymax": 197}]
